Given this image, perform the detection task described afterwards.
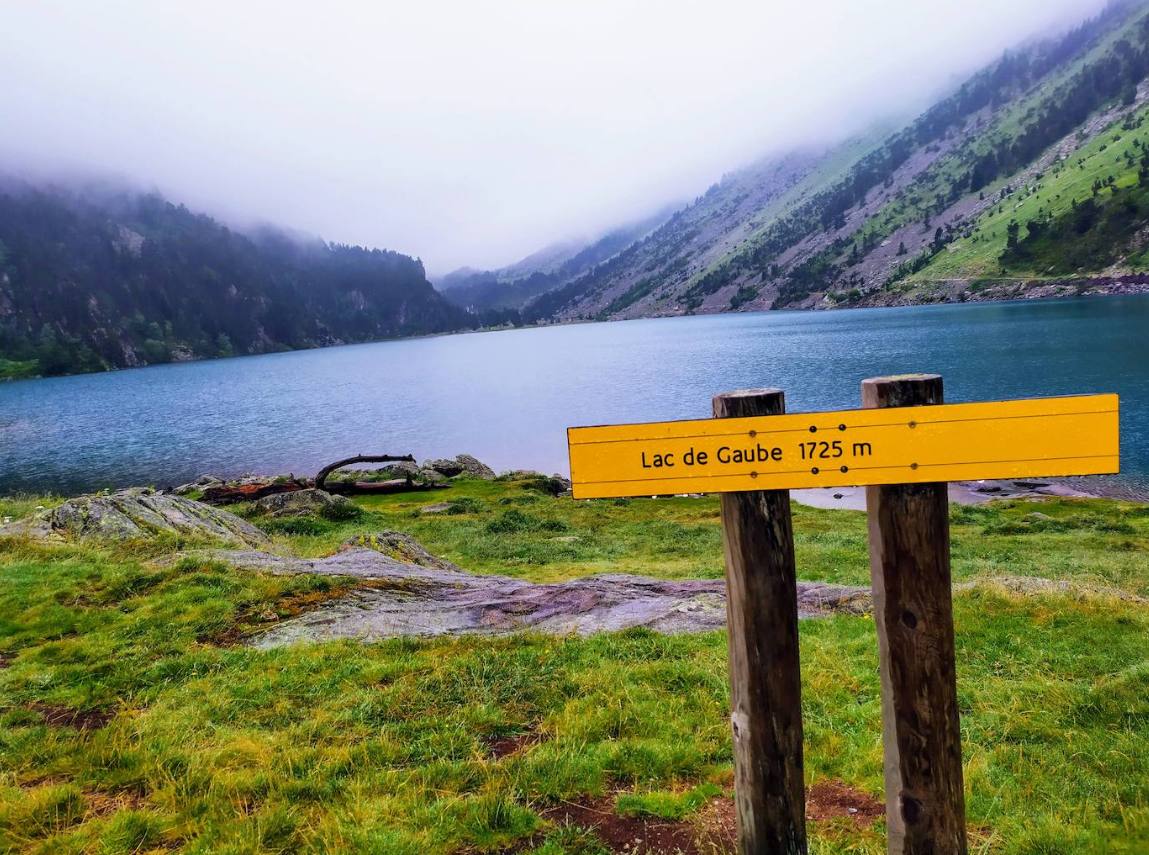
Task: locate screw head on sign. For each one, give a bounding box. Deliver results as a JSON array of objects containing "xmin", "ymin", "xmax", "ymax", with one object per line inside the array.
[
  {"xmin": 809, "ymin": 425, "xmax": 818, "ymax": 433},
  {"xmin": 840, "ymin": 465, "xmax": 848, "ymax": 473},
  {"xmin": 838, "ymin": 423, "xmax": 846, "ymax": 431},
  {"xmin": 749, "ymin": 429, "xmax": 757, "ymax": 437},
  {"xmin": 910, "ymin": 462, "xmax": 919, "ymax": 470},
  {"xmin": 811, "ymin": 467, "xmax": 820, "ymax": 474},
  {"xmin": 750, "ymin": 471, "xmax": 758, "ymax": 478},
  {"xmin": 908, "ymin": 420, "xmax": 917, "ymax": 429}
]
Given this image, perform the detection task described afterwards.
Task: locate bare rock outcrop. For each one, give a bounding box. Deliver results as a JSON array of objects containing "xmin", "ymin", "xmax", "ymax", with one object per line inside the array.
[
  {"xmin": 253, "ymin": 488, "xmax": 356, "ymax": 519},
  {"xmin": 4, "ymin": 489, "xmax": 269, "ymax": 546},
  {"xmin": 202, "ymin": 546, "xmax": 870, "ymax": 647},
  {"xmin": 423, "ymin": 454, "xmax": 496, "ymax": 480}
]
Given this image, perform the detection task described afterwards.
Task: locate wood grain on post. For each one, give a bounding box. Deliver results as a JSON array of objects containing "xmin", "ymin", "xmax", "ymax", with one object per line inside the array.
[
  {"xmin": 713, "ymin": 389, "xmax": 806, "ymax": 855},
  {"xmin": 862, "ymin": 375, "xmax": 968, "ymax": 855}
]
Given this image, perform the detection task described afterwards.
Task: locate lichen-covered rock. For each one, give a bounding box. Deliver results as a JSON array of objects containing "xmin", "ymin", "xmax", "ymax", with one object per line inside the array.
[
  {"xmin": 423, "ymin": 454, "xmax": 496, "ymax": 480},
  {"xmin": 170, "ymin": 474, "xmax": 223, "ymax": 496},
  {"xmin": 200, "ymin": 543, "xmax": 871, "ymax": 646},
  {"xmin": 7, "ymin": 489, "xmax": 269, "ymax": 546},
  {"xmin": 455, "ymin": 454, "xmax": 496, "ymax": 479},
  {"xmin": 422, "ymin": 458, "xmax": 462, "ymax": 477},
  {"xmin": 252, "ymin": 488, "xmax": 356, "ymax": 519},
  {"xmin": 339, "ymin": 530, "xmax": 462, "ymax": 572},
  {"xmin": 324, "ymin": 462, "xmax": 446, "ymax": 486},
  {"xmin": 496, "ymin": 469, "xmax": 542, "ymax": 481}
]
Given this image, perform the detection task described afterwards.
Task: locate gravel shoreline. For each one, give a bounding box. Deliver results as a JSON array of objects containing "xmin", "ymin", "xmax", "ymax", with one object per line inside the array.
[{"xmin": 792, "ymin": 476, "xmax": 1149, "ymax": 511}]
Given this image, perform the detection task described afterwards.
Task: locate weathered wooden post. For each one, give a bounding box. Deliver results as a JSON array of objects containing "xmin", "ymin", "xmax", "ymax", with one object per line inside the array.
[
  {"xmin": 712, "ymin": 389, "xmax": 807, "ymax": 855},
  {"xmin": 568, "ymin": 381, "xmax": 1116, "ymax": 855},
  {"xmin": 862, "ymin": 375, "xmax": 968, "ymax": 855}
]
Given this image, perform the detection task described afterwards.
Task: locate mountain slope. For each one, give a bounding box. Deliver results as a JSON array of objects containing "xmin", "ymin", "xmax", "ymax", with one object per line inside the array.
[
  {"xmin": 520, "ymin": 0, "xmax": 1149, "ymax": 321},
  {"xmin": 523, "ymin": 140, "xmax": 879, "ymax": 322},
  {"xmin": 0, "ymin": 182, "xmax": 484, "ymax": 377},
  {"xmin": 435, "ymin": 205, "xmax": 678, "ymax": 312}
]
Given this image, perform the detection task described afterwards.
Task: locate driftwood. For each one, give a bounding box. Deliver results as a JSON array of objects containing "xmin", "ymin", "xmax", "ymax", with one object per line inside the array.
[
  {"xmin": 315, "ymin": 454, "xmax": 448, "ymax": 496},
  {"xmin": 325, "ymin": 478, "xmax": 449, "ymax": 496}
]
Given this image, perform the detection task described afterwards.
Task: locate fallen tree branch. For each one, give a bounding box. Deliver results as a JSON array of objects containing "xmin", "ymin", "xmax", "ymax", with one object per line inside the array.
[
  {"xmin": 324, "ymin": 478, "xmax": 449, "ymax": 496},
  {"xmin": 315, "ymin": 453, "xmax": 435, "ymax": 495}
]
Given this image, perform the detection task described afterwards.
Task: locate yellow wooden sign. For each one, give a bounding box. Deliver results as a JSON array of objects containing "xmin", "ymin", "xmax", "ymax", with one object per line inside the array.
[{"xmin": 567, "ymin": 394, "xmax": 1119, "ymax": 499}]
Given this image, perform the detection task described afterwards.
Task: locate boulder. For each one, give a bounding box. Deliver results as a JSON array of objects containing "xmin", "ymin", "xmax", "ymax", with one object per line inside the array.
[
  {"xmin": 170, "ymin": 474, "xmax": 223, "ymax": 496},
  {"xmin": 5, "ymin": 489, "xmax": 269, "ymax": 546},
  {"xmin": 497, "ymin": 469, "xmax": 545, "ymax": 480},
  {"xmin": 327, "ymin": 461, "xmax": 420, "ymax": 482},
  {"xmin": 423, "ymin": 454, "xmax": 496, "ymax": 480},
  {"xmin": 324, "ymin": 463, "xmax": 447, "ymax": 488},
  {"xmin": 524, "ymin": 474, "xmax": 573, "ymax": 496},
  {"xmin": 455, "ymin": 454, "xmax": 496, "ymax": 479},
  {"xmin": 339, "ymin": 530, "xmax": 462, "ymax": 572},
  {"xmin": 252, "ymin": 488, "xmax": 357, "ymax": 519},
  {"xmin": 423, "ymin": 457, "xmax": 465, "ymax": 477}
]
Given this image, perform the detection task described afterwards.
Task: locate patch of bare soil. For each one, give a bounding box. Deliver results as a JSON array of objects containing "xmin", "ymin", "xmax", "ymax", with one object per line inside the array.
[
  {"xmin": 483, "ymin": 729, "xmax": 542, "ymax": 759},
  {"xmin": 693, "ymin": 776, "xmax": 882, "ymax": 836},
  {"xmin": 0, "ymin": 652, "xmax": 12, "ymax": 668},
  {"xmin": 693, "ymin": 781, "xmax": 883, "ymax": 851},
  {"xmin": 805, "ymin": 780, "xmax": 884, "ymax": 827},
  {"xmin": 512, "ymin": 781, "xmax": 884, "ymax": 854},
  {"xmin": 30, "ymin": 702, "xmax": 114, "ymax": 731},
  {"xmin": 84, "ymin": 788, "xmax": 147, "ymax": 817},
  {"xmin": 537, "ymin": 797, "xmax": 711, "ymax": 855}
]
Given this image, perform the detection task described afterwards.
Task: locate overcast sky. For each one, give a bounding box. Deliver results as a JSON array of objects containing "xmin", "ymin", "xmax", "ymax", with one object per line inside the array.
[{"xmin": 0, "ymin": 0, "xmax": 1108, "ymax": 274}]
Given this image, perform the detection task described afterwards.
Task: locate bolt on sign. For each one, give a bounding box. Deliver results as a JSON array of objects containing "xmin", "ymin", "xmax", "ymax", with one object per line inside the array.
[{"xmin": 567, "ymin": 394, "xmax": 1119, "ymax": 499}]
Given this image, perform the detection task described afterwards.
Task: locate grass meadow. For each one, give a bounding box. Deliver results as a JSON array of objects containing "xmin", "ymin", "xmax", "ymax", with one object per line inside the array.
[{"xmin": 0, "ymin": 477, "xmax": 1146, "ymax": 854}]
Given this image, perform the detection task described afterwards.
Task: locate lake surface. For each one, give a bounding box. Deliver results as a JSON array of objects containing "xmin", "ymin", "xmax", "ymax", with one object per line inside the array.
[{"xmin": 2, "ymin": 296, "xmax": 1148, "ymax": 495}]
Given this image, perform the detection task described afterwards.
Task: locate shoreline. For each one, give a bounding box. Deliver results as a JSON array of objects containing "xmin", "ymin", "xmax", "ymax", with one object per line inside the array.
[
  {"xmin": 791, "ymin": 475, "xmax": 1147, "ymax": 511},
  {"xmin": 5, "ymin": 282, "xmax": 1149, "ymax": 383},
  {"xmin": 846, "ymin": 276, "xmax": 1149, "ymax": 310},
  {"xmin": 5, "ymin": 472, "xmax": 1144, "ymax": 508}
]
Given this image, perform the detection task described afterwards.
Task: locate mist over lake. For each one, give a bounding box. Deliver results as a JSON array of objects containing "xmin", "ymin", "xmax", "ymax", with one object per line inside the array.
[{"xmin": 1, "ymin": 295, "xmax": 1145, "ymax": 495}]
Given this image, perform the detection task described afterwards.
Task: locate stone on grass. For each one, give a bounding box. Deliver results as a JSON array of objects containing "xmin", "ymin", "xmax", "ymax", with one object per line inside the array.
[
  {"xmin": 252, "ymin": 488, "xmax": 356, "ymax": 519},
  {"xmin": 170, "ymin": 474, "xmax": 223, "ymax": 496},
  {"xmin": 340, "ymin": 530, "xmax": 462, "ymax": 572},
  {"xmin": 5, "ymin": 489, "xmax": 269, "ymax": 547},
  {"xmin": 423, "ymin": 454, "xmax": 496, "ymax": 480}
]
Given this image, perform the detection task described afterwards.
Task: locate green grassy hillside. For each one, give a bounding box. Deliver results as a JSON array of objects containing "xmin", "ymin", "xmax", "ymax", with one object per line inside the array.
[
  {"xmin": 516, "ymin": 1, "xmax": 1149, "ymax": 319},
  {"xmin": 911, "ymin": 105, "xmax": 1149, "ymax": 281}
]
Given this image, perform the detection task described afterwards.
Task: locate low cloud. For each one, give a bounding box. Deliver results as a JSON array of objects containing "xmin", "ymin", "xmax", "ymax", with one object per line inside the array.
[{"xmin": 0, "ymin": 0, "xmax": 1108, "ymax": 272}]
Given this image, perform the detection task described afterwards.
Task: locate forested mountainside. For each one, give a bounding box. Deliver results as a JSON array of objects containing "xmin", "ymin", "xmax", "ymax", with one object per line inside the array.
[
  {"xmin": 510, "ymin": 0, "xmax": 1149, "ymax": 321},
  {"xmin": 0, "ymin": 183, "xmax": 500, "ymax": 378}
]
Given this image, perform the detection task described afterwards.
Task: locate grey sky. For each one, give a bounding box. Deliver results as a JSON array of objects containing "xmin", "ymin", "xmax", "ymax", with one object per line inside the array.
[{"xmin": 1, "ymin": 0, "xmax": 1108, "ymax": 273}]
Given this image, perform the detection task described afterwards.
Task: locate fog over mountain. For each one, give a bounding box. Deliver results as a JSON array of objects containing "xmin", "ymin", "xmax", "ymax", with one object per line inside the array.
[{"xmin": 0, "ymin": 0, "xmax": 1107, "ymax": 272}]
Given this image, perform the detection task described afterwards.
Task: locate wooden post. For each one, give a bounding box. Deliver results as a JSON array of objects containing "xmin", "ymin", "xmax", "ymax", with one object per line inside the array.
[
  {"xmin": 862, "ymin": 375, "xmax": 967, "ymax": 855},
  {"xmin": 713, "ymin": 389, "xmax": 806, "ymax": 855}
]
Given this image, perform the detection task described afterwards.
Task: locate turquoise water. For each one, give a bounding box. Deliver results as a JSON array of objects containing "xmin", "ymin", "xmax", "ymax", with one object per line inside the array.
[{"xmin": 2, "ymin": 296, "xmax": 1147, "ymax": 494}]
